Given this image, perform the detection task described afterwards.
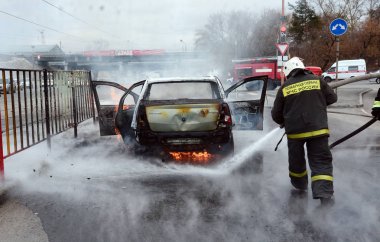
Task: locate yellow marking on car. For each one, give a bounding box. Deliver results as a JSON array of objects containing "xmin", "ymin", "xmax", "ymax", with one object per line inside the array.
[
  {"xmin": 199, "ymin": 109, "xmax": 209, "ymax": 117},
  {"xmin": 146, "ymin": 104, "xmax": 220, "ymax": 132},
  {"xmin": 180, "ymin": 107, "xmax": 191, "ymax": 113}
]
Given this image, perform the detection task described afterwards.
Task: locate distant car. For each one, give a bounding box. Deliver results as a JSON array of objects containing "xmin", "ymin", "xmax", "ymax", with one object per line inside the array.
[
  {"xmin": 0, "ymin": 79, "xmax": 17, "ymax": 93},
  {"xmin": 322, "ymin": 59, "xmax": 367, "ymax": 82},
  {"xmin": 91, "ymin": 76, "xmax": 268, "ymax": 162}
]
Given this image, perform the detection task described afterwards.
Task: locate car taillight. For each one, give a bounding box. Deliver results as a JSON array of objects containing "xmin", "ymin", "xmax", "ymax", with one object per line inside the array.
[{"xmin": 219, "ymin": 103, "xmax": 232, "ymax": 127}]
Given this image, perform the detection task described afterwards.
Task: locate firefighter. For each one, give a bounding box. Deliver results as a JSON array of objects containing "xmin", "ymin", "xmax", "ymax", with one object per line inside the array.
[
  {"xmin": 271, "ymin": 57, "xmax": 337, "ymax": 205},
  {"xmin": 371, "ymin": 88, "xmax": 380, "ymax": 119}
]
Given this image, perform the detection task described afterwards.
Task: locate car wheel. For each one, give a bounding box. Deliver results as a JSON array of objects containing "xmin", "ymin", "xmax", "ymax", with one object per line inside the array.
[
  {"xmin": 324, "ymin": 77, "xmax": 332, "ymax": 83},
  {"xmin": 376, "ymin": 78, "xmax": 380, "ymax": 84}
]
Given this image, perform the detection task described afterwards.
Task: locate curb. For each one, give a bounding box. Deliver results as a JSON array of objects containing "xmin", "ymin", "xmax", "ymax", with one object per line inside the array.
[
  {"xmin": 328, "ymin": 88, "xmax": 373, "ymax": 109},
  {"xmin": 358, "ymin": 88, "xmax": 373, "ymax": 106}
]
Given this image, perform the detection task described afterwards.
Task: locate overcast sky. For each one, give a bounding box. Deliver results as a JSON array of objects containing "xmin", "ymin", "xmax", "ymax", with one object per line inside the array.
[{"xmin": 0, "ymin": 0, "xmax": 296, "ymax": 53}]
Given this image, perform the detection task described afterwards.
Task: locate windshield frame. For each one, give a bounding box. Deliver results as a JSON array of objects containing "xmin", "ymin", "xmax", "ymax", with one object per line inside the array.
[{"xmin": 143, "ymin": 80, "xmax": 222, "ymax": 101}]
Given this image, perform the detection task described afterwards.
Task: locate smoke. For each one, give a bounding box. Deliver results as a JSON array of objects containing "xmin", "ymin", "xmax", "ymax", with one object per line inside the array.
[{"xmin": 3, "ymin": 111, "xmax": 380, "ymax": 241}]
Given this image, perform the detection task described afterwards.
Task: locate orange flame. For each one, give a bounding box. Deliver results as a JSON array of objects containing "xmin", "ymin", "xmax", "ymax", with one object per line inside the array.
[
  {"xmin": 110, "ymin": 88, "xmax": 119, "ymax": 103},
  {"xmin": 169, "ymin": 151, "xmax": 214, "ymax": 164},
  {"xmin": 110, "ymin": 88, "xmax": 129, "ymax": 140}
]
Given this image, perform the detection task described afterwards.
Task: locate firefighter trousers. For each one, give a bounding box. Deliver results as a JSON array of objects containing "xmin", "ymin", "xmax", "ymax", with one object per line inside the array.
[{"xmin": 287, "ymin": 136, "xmax": 334, "ymax": 199}]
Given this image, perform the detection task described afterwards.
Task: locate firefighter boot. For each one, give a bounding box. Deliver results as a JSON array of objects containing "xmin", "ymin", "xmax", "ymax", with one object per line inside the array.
[
  {"xmin": 290, "ymin": 175, "xmax": 308, "ymax": 191},
  {"xmin": 320, "ymin": 196, "xmax": 335, "ymax": 207}
]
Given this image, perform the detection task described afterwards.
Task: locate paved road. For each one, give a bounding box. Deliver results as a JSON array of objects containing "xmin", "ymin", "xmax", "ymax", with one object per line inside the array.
[{"xmin": 1, "ymin": 81, "xmax": 379, "ymax": 242}]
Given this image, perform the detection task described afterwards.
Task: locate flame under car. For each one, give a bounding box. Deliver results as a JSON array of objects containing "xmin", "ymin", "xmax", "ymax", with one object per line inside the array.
[{"xmin": 91, "ymin": 76, "xmax": 267, "ymax": 163}]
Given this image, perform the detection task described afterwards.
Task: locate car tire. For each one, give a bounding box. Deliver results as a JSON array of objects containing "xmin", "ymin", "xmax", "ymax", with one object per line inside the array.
[
  {"xmin": 324, "ymin": 77, "xmax": 332, "ymax": 83},
  {"xmin": 376, "ymin": 78, "xmax": 380, "ymax": 84}
]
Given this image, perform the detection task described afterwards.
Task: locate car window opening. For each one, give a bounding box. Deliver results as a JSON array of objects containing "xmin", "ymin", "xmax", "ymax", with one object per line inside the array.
[{"xmin": 145, "ymin": 81, "xmax": 221, "ymax": 100}]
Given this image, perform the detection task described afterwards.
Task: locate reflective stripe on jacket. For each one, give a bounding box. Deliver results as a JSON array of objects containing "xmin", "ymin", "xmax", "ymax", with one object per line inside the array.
[
  {"xmin": 373, "ymin": 88, "xmax": 380, "ymax": 108},
  {"xmin": 373, "ymin": 100, "xmax": 380, "ymax": 108},
  {"xmin": 271, "ymin": 69, "xmax": 337, "ymax": 139}
]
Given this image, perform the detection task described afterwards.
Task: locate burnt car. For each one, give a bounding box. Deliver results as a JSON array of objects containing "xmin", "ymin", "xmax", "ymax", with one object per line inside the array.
[{"xmin": 91, "ymin": 76, "xmax": 267, "ymax": 161}]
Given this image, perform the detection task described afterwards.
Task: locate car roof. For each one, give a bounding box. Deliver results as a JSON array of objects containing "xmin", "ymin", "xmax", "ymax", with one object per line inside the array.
[{"xmin": 146, "ymin": 76, "xmax": 218, "ymax": 84}]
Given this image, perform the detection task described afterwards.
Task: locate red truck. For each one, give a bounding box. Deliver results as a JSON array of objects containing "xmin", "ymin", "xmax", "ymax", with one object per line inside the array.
[{"xmin": 232, "ymin": 57, "xmax": 322, "ymax": 90}]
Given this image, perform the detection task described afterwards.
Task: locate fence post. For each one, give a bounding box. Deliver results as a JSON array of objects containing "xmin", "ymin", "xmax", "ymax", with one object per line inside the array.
[
  {"xmin": 72, "ymin": 74, "xmax": 78, "ymax": 138},
  {"xmin": 89, "ymin": 72, "xmax": 96, "ymax": 123},
  {"xmin": 43, "ymin": 69, "xmax": 51, "ymax": 150},
  {"xmin": 0, "ymin": 109, "xmax": 4, "ymax": 180}
]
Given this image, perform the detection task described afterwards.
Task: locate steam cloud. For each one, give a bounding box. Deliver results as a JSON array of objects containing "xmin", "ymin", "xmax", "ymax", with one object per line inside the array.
[{"xmin": 4, "ymin": 113, "xmax": 380, "ymax": 241}]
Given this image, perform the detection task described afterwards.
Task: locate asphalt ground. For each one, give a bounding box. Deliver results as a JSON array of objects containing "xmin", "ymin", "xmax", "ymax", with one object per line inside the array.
[{"xmin": 0, "ymin": 80, "xmax": 379, "ymax": 242}]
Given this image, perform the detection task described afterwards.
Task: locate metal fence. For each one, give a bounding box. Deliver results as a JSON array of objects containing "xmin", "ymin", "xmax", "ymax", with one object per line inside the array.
[{"xmin": 0, "ymin": 69, "xmax": 95, "ymax": 177}]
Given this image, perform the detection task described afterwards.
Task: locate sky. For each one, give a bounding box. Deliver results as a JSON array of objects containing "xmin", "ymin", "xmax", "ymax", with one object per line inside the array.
[{"xmin": 0, "ymin": 0, "xmax": 296, "ymax": 53}]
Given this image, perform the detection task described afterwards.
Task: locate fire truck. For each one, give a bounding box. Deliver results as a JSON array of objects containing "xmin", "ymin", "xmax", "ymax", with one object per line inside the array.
[
  {"xmin": 231, "ymin": 57, "xmax": 322, "ymax": 90},
  {"xmin": 232, "ymin": 57, "xmax": 281, "ymax": 90}
]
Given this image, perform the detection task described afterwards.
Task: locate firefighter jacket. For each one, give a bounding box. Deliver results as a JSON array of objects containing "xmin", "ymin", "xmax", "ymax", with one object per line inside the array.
[
  {"xmin": 271, "ymin": 69, "xmax": 337, "ymax": 139},
  {"xmin": 372, "ymin": 88, "xmax": 380, "ymax": 117}
]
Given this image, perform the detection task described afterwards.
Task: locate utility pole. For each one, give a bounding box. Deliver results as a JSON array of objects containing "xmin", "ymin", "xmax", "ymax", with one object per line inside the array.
[
  {"xmin": 39, "ymin": 30, "xmax": 45, "ymax": 45},
  {"xmin": 279, "ymin": 0, "xmax": 287, "ymax": 85},
  {"xmin": 180, "ymin": 39, "xmax": 187, "ymax": 52}
]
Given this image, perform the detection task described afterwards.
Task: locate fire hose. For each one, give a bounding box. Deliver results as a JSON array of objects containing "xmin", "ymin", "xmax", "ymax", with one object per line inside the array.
[
  {"xmin": 274, "ymin": 117, "xmax": 378, "ymax": 151},
  {"xmin": 329, "ymin": 116, "xmax": 378, "ymax": 149},
  {"xmin": 273, "ymin": 73, "xmax": 380, "ymax": 151}
]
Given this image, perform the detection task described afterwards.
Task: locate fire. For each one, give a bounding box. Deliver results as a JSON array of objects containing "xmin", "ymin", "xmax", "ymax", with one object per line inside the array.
[
  {"xmin": 169, "ymin": 151, "xmax": 215, "ymax": 164},
  {"xmin": 110, "ymin": 88, "xmax": 119, "ymax": 103},
  {"xmin": 110, "ymin": 88, "xmax": 129, "ymax": 138}
]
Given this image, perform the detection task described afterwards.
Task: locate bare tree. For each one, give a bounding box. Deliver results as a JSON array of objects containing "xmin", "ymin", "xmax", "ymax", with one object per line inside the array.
[
  {"xmin": 195, "ymin": 11, "xmax": 257, "ymax": 58},
  {"xmin": 195, "ymin": 9, "xmax": 282, "ymax": 59},
  {"xmin": 311, "ymin": 0, "xmax": 367, "ymax": 28},
  {"xmin": 250, "ymin": 9, "xmax": 281, "ymax": 57},
  {"xmin": 195, "ymin": 11, "xmax": 258, "ymax": 74}
]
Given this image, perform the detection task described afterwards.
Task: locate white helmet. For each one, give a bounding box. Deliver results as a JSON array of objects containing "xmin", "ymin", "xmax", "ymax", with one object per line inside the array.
[{"xmin": 283, "ymin": 57, "xmax": 305, "ymax": 77}]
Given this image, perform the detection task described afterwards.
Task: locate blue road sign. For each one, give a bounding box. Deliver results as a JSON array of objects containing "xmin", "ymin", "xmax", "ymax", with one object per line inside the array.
[{"xmin": 330, "ymin": 18, "xmax": 348, "ymax": 36}]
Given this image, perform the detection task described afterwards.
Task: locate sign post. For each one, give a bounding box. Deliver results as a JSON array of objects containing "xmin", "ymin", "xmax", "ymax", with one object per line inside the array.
[
  {"xmin": 276, "ymin": 43, "xmax": 289, "ymax": 85},
  {"xmin": 329, "ymin": 18, "xmax": 348, "ymax": 82},
  {"xmin": 276, "ymin": 43, "xmax": 289, "ymax": 56}
]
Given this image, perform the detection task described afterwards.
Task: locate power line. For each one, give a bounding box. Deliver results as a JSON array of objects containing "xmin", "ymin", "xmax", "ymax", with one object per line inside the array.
[
  {"xmin": 41, "ymin": 0, "xmax": 120, "ymax": 38},
  {"xmin": 0, "ymin": 9, "xmax": 82, "ymax": 40}
]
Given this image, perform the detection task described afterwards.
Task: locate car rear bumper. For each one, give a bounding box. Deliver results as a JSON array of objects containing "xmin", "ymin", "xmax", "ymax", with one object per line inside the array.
[{"xmin": 136, "ymin": 128, "xmax": 232, "ymax": 151}]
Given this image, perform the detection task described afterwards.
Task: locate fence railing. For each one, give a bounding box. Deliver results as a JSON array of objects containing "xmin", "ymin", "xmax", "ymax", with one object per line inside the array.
[{"xmin": 0, "ymin": 69, "xmax": 95, "ymax": 177}]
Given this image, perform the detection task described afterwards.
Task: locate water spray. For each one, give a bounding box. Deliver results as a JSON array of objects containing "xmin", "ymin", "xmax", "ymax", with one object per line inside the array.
[{"xmin": 216, "ymin": 127, "xmax": 283, "ymax": 173}]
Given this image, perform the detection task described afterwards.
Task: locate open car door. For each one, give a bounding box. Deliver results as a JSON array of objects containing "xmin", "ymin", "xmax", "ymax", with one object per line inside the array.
[
  {"xmin": 224, "ymin": 76, "xmax": 268, "ymax": 130},
  {"xmin": 91, "ymin": 80, "xmax": 143, "ymax": 136}
]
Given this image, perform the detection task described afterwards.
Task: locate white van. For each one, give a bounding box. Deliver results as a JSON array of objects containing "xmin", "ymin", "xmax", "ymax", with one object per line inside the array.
[{"xmin": 322, "ymin": 59, "xmax": 366, "ymax": 82}]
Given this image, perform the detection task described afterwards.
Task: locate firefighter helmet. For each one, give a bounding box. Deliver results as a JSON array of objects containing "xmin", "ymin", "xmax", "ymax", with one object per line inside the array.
[{"xmin": 283, "ymin": 57, "xmax": 305, "ymax": 77}]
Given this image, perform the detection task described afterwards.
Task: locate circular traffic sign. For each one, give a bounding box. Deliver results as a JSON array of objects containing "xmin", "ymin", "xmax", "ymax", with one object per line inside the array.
[{"xmin": 329, "ymin": 18, "xmax": 348, "ymax": 36}]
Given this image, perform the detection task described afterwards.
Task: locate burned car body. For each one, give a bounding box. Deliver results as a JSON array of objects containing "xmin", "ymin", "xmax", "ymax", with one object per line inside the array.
[{"xmin": 91, "ymin": 76, "xmax": 267, "ymax": 160}]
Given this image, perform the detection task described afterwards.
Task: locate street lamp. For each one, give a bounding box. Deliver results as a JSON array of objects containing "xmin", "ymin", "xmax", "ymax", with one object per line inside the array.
[{"xmin": 180, "ymin": 39, "xmax": 187, "ymax": 52}]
